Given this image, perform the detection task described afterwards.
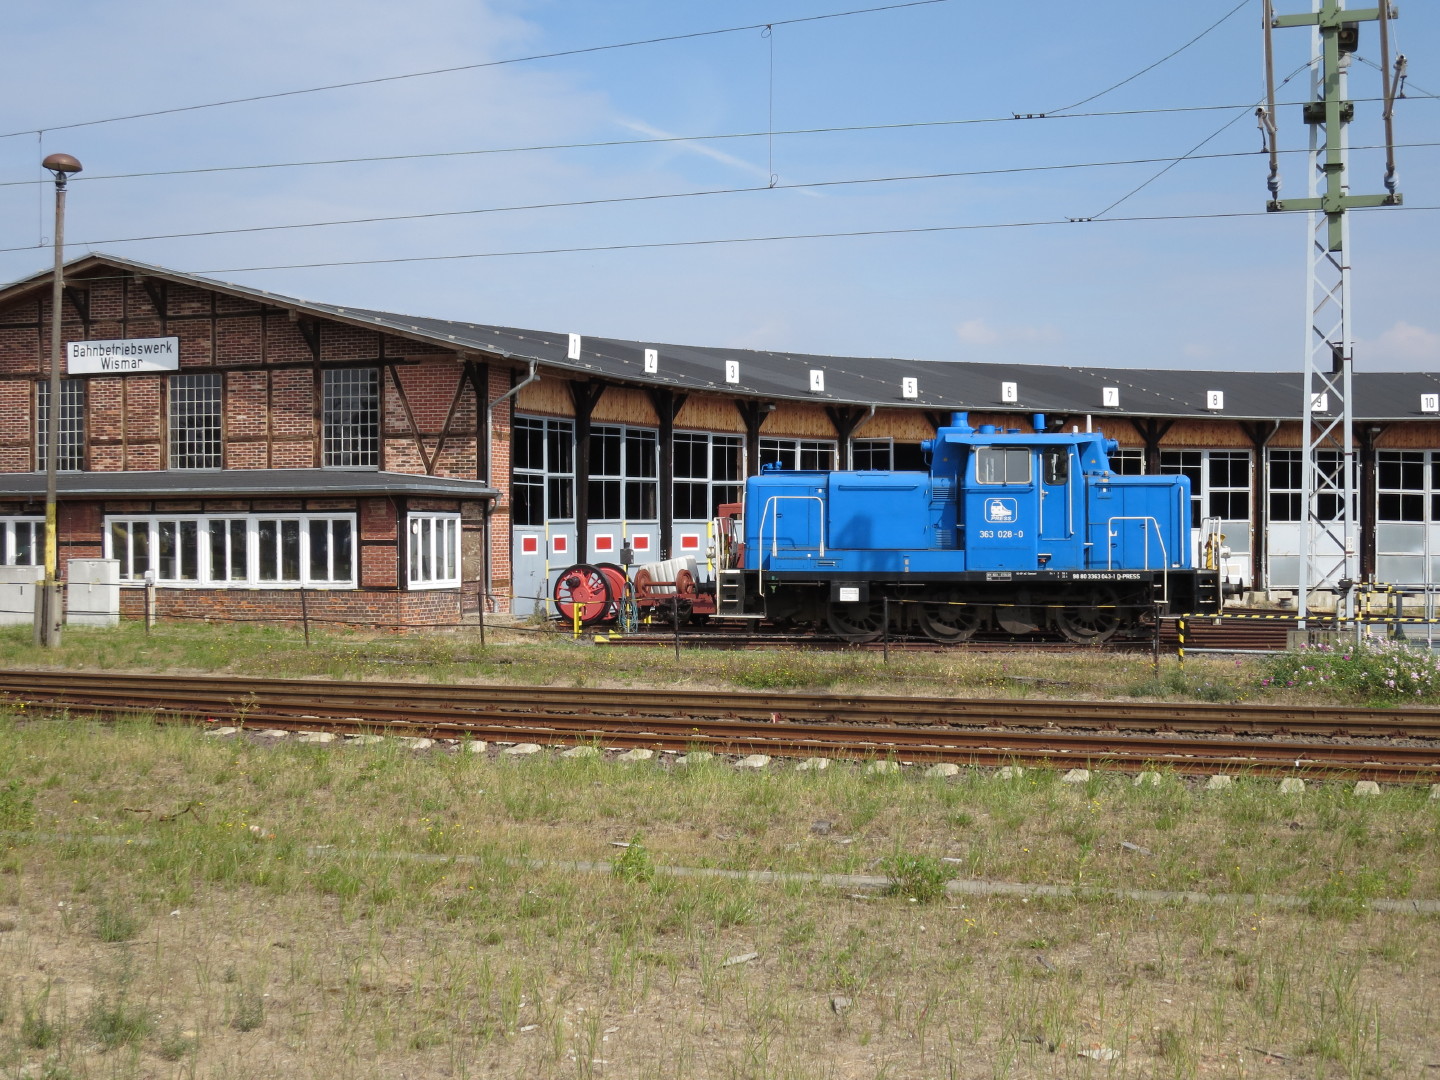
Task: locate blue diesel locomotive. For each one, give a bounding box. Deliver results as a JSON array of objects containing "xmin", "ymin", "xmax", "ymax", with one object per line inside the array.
[{"xmin": 712, "ymin": 412, "xmax": 1221, "ymax": 641}]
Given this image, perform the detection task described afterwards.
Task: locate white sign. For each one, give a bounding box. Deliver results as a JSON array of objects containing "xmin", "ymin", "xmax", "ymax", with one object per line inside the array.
[
  {"xmin": 643, "ymin": 348, "xmax": 658, "ymax": 374},
  {"xmin": 1421, "ymin": 394, "xmax": 1438, "ymax": 414},
  {"xmin": 67, "ymin": 337, "xmax": 179, "ymax": 374},
  {"xmin": 901, "ymin": 377, "xmax": 918, "ymax": 400},
  {"xmin": 1102, "ymin": 386, "xmax": 1120, "ymax": 408},
  {"xmin": 724, "ymin": 360, "xmax": 740, "ymax": 384},
  {"xmin": 1001, "ymin": 381, "xmax": 1018, "ymax": 403},
  {"xmin": 1206, "ymin": 390, "xmax": 1225, "ymax": 411},
  {"xmin": 566, "ymin": 333, "xmax": 582, "ymax": 360},
  {"xmin": 808, "ymin": 369, "xmax": 825, "ymax": 393}
]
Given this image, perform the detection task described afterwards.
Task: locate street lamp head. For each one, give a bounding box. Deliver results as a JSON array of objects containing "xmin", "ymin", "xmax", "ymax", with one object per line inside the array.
[{"xmin": 42, "ymin": 153, "xmax": 82, "ymax": 176}]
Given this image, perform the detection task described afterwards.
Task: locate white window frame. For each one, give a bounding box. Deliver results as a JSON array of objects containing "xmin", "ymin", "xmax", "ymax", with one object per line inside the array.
[
  {"xmin": 851, "ymin": 438, "xmax": 892, "ymax": 470},
  {"xmin": 408, "ymin": 513, "xmax": 461, "ymax": 589},
  {"xmin": 1109, "ymin": 447, "xmax": 1146, "ymax": 475},
  {"xmin": 0, "ymin": 517, "xmax": 44, "ymax": 566},
  {"xmin": 759, "ymin": 438, "xmax": 836, "ymax": 471},
  {"xmin": 104, "ymin": 514, "xmax": 357, "ymax": 588}
]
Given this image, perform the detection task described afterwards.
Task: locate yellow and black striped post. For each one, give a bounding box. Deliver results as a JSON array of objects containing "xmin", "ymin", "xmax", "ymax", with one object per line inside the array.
[{"xmin": 1176, "ymin": 618, "xmax": 1186, "ymax": 670}]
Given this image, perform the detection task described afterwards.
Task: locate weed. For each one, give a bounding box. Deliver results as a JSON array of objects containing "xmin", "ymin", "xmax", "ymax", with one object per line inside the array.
[
  {"xmin": 21, "ymin": 988, "xmax": 60, "ymax": 1050},
  {"xmin": 613, "ymin": 833, "xmax": 656, "ymax": 884},
  {"xmin": 157, "ymin": 1028, "xmax": 199, "ymax": 1061},
  {"xmin": 880, "ymin": 852, "xmax": 953, "ymax": 904},
  {"xmin": 0, "ymin": 779, "xmax": 36, "ymax": 830},
  {"xmin": 85, "ymin": 996, "xmax": 153, "ymax": 1050},
  {"xmin": 92, "ymin": 901, "xmax": 142, "ymax": 943},
  {"xmin": 229, "ymin": 988, "xmax": 265, "ymax": 1032}
]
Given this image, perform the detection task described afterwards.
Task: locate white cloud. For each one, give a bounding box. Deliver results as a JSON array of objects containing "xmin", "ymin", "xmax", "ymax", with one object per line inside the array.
[
  {"xmin": 1362, "ymin": 321, "xmax": 1440, "ymax": 368},
  {"xmin": 955, "ymin": 319, "xmax": 1060, "ymax": 347}
]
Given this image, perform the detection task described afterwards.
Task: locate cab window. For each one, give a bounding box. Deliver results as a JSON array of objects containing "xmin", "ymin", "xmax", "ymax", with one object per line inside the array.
[
  {"xmin": 1043, "ymin": 447, "xmax": 1069, "ymax": 485},
  {"xmin": 975, "ymin": 447, "xmax": 1032, "ymax": 485}
]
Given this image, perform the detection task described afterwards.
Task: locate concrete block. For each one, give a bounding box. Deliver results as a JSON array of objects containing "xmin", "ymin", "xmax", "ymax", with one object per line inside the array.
[
  {"xmin": 503, "ymin": 743, "xmax": 542, "ymax": 755},
  {"xmin": 1061, "ymin": 769, "xmax": 1091, "ymax": 784},
  {"xmin": 995, "ymin": 766, "xmax": 1024, "ymax": 780},
  {"xmin": 795, "ymin": 757, "xmax": 829, "ymax": 771},
  {"xmin": 735, "ymin": 754, "xmax": 771, "ymax": 769},
  {"xmin": 677, "ymin": 751, "xmax": 714, "ymax": 765},
  {"xmin": 1204, "ymin": 774, "xmax": 1233, "ymax": 791},
  {"xmin": 465, "ymin": 740, "xmax": 488, "ymax": 754},
  {"xmin": 1133, "ymin": 772, "xmax": 1162, "ymax": 787},
  {"xmin": 560, "ymin": 745, "xmax": 600, "ymax": 758},
  {"xmin": 1352, "ymin": 780, "xmax": 1381, "ymax": 797},
  {"xmin": 866, "ymin": 760, "xmax": 901, "ymax": 775},
  {"xmin": 924, "ymin": 763, "xmax": 960, "ymax": 779},
  {"xmin": 1279, "ymin": 778, "xmax": 1305, "ymax": 794},
  {"xmin": 615, "ymin": 748, "xmax": 654, "ymax": 762}
]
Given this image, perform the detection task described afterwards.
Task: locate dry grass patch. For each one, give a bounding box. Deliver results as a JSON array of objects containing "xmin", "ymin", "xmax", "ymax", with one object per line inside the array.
[{"xmin": 0, "ymin": 716, "xmax": 1438, "ymax": 1077}]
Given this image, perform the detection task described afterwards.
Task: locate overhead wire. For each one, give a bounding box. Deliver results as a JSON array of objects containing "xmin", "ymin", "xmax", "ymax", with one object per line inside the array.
[
  {"xmin": 0, "ymin": 0, "xmax": 952, "ymax": 140},
  {"xmin": 1088, "ymin": 59, "xmax": 1313, "ymax": 219},
  {"xmin": 193, "ymin": 203, "xmax": 1439, "ymax": 276},
  {"xmin": 12, "ymin": 140, "xmax": 1436, "ymax": 256},
  {"xmin": 0, "ymin": 97, "xmax": 1410, "ymax": 191},
  {"xmin": 1047, "ymin": 0, "xmax": 1253, "ymax": 114}
]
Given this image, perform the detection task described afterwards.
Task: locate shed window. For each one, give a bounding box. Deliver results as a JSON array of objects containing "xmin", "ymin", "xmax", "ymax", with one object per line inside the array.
[
  {"xmin": 107, "ymin": 514, "xmax": 354, "ymax": 587},
  {"xmin": 322, "ymin": 368, "xmax": 379, "ymax": 468},
  {"xmin": 1, "ymin": 518, "xmax": 44, "ymax": 566},
  {"xmin": 512, "ymin": 416, "xmax": 574, "ymax": 526},
  {"xmin": 169, "ymin": 373, "xmax": 223, "ymax": 469},
  {"xmin": 36, "ymin": 379, "xmax": 85, "ymax": 472}
]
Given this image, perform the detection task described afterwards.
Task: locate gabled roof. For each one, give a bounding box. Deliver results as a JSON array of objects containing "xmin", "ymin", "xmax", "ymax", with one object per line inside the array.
[{"xmin": 4, "ymin": 253, "xmax": 1437, "ymax": 422}]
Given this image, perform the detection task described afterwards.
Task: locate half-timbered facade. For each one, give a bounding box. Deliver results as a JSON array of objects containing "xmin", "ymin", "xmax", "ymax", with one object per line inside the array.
[{"xmin": 1, "ymin": 253, "xmax": 1437, "ymax": 627}]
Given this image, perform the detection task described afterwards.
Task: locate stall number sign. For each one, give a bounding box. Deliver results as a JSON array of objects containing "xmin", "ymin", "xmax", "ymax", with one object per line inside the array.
[{"xmin": 67, "ymin": 337, "xmax": 179, "ymax": 374}]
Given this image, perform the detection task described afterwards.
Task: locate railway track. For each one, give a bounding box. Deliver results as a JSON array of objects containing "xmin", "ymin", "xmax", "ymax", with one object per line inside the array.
[{"xmin": 1, "ymin": 670, "xmax": 1438, "ymax": 782}]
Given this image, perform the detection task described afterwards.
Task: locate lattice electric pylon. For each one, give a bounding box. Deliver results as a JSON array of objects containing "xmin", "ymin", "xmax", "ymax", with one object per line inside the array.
[{"xmin": 1263, "ymin": 0, "xmax": 1403, "ymax": 627}]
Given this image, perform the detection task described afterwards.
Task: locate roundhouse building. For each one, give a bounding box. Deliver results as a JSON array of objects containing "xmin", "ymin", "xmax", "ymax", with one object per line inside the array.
[{"xmin": 1, "ymin": 254, "xmax": 1437, "ymax": 627}]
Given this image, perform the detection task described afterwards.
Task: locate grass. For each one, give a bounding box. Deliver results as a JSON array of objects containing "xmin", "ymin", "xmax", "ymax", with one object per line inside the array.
[
  {"xmin": 0, "ymin": 621, "xmax": 1284, "ymax": 704},
  {"xmin": 0, "ymin": 714, "xmax": 1437, "ymax": 1077}
]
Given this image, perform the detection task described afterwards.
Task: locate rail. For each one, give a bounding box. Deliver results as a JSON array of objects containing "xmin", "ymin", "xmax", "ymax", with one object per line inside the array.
[{"xmin": 1, "ymin": 670, "xmax": 1438, "ymax": 782}]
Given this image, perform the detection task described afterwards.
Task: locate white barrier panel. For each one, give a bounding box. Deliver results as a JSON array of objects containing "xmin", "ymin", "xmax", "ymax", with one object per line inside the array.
[
  {"xmin": 0, "ymin": 565, "xmax": 43, "ymax": 627},
  {"xmin": 67, "ymin": 559, "xmax": 120, "ymax": 628}
]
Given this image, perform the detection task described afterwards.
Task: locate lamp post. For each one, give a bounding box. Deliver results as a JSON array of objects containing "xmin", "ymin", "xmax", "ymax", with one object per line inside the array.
[{"xmin": 37, "ymin": 152, "xmax": 81, "ymax": 648}]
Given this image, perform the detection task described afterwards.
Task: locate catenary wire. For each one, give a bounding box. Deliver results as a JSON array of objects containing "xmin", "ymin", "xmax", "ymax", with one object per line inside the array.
[
  {"xmin": 1047, "ymin": 0, "xmax": 1253, "ymax": 114},
  {"xmin": 193, "ymin": 204, "xmax": 1438, "ymax": 275},
  {"xmin": 0, "ymin": 96, "xmax": 1409, "ymax": 190},
  {"xmin": 0, "ymin": 0, "xmax": 952, "ymax": 140},
  {"xmin": 10, "ymin": 140, "xmax": 1434, "ymax": 256},
  {"xmin": 1089, "ymin": 59, "xmax": 1312, "ymax": 219}
]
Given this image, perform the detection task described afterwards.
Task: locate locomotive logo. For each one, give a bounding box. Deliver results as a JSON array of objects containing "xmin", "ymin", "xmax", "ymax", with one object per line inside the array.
[{"xmin": 984, "ymin": 498, "xmax": 1017, "ymax": 523}]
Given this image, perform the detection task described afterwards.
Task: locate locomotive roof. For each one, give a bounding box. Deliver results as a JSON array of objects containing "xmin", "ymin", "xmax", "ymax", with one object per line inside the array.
[{"xmin": 6, "ymin": 254, "xmax": 1438, "ymax": 423}]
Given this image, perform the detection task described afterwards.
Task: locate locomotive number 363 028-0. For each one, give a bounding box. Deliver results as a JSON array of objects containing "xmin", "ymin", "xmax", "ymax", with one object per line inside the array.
[{"xmin": 977, "ymin": 529, "xmax": 1023, "ymax": 539}]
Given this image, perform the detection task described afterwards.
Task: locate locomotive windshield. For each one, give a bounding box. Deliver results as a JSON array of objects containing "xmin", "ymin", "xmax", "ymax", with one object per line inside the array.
[{"xmin": 974, "ymin": 447, "xmax": 1032, "ymax": 485}]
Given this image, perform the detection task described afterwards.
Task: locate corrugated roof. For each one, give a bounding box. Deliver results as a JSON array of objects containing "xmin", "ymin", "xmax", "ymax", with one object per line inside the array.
[{"xmin": 4, "ymin": 253, "xmax": 1437, "ymax": 423}]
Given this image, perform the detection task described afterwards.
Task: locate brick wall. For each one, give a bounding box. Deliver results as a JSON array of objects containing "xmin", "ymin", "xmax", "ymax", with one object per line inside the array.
[{"xmin": 0, "ymin": 263, "xmax": 536, "ymax": 622}]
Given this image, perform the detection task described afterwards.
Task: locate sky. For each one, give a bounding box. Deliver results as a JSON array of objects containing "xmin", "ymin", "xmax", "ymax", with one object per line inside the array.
[{"xmin": 0, "ymin": 0, "xmax": 1436, "ymax": 372}]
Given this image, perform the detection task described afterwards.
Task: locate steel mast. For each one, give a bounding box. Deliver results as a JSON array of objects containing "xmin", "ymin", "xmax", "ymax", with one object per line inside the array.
[{"xmin": 1263, "ymin": 0, "xmax": 1401, "ymax": 627}]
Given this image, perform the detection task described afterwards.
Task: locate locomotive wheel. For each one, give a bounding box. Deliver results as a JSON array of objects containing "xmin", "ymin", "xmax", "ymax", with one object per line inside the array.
[
  {"xmin": 826, "ymin": 600, "xmax": 888, "ymax": 643},
  {"xmin": 674, "ymin": 567, "xmax": 698, "ymax": 598},
  {"xmin": 632, "ymin": 567, "xmax": 656, "ymax": 599},
  {"xmin": 553, "ymin": 563, "xmax": 613, "ymax": 626},
  {"xmin": 1055, "ymin": 588, "xmax": 1122, "ymax": 644},
  {"xmin": 918, "ymin": 602, "xmax": 983, "ymax": 643}
]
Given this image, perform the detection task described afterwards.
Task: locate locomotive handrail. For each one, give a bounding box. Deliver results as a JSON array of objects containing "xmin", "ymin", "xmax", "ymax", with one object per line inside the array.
[
  {"xmin": 1106, "ymin": 515, "xmax": 1168, "ymax": 601},
  {"xmin": 756, "ymin": 495, "xmax": 827, "ymax": 592}
]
